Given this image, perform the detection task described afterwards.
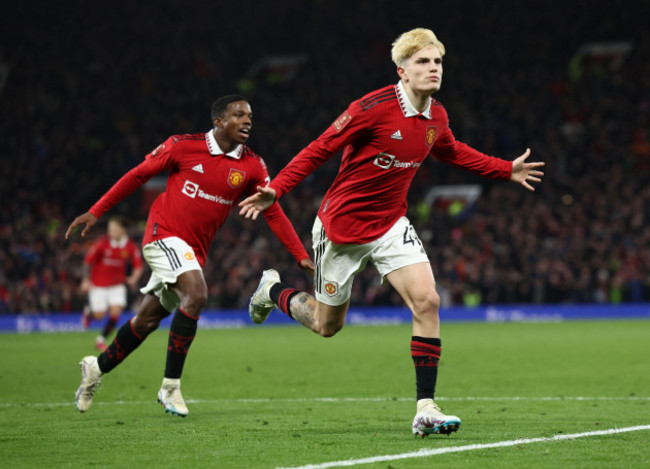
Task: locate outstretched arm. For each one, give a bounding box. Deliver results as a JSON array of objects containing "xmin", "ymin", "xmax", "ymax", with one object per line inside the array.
[
  {"xmin": 432, "ymin": 127, "xmax": 544, "ymax": 189},
  {"xmin": 509, "ymin": 148, "xmax": 545, "ymax": 191}
]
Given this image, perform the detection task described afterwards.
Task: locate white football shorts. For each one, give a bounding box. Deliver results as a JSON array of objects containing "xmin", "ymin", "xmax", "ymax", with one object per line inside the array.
[
  {"xmin": 311, "ymin": 216, "xmax": 430, "ymax": 306},
  {"xmin": 140, "ymin": 237, "xmax": 202, "ymax": 312},
  {"xmin": 88, "ymin": 284, "xmax": 127, "ymax": 313}
]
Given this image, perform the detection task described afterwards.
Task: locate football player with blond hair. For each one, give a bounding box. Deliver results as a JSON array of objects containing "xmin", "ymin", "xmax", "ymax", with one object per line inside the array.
[{"xmin": 240, "ymin": 28, "xmax": 544, "ymax": 436}]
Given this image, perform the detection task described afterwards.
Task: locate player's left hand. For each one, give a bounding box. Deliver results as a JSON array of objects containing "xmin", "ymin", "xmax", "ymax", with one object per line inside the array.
[
  {"xmin": 65, "ymin": 212, "xmax": 98, "ymax": 239},
  {"xmin": 510, "ymin": 148, "xmax": 545, "ymax": 191},
  {"xmin": 299, "ymin": 258, "xmax": 315, "ymax": 277}
]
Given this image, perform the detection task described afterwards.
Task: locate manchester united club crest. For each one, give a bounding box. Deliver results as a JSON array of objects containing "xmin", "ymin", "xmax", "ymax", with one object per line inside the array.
[
  {"xmin": 227, "ymin": 168, "xmax": 246, "ymax": 188},
  {"xmin": 324, "ymin": 280, "xmax": 339, "ymax": 297},
  {"xmin": 184, "ymin": 252, "xmax": 195, "ymax": 261},
  {"xmin": 425, "ymin": 126, "xmax": 437, "ymax": 147}
]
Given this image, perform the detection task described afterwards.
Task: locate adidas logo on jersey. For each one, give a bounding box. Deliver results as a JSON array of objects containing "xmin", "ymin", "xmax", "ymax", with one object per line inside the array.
[
  {"xmin": 391, "ymin": 130, "xmax": 403, "ymax": 140},
  {"xmin": 192, "ymin": 164, "xmax": 204, "ymax": 173}
]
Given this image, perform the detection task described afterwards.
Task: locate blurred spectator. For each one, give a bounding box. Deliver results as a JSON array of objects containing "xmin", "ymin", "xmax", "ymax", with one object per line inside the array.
[{"xmin": 0, "ymin": 0, "xmax": 648, "ymax": 313}]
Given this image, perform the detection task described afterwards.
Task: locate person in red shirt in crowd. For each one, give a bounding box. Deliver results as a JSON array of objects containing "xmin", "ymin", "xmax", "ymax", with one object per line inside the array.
[
  {"xmin": 239, "ymin": 28, "xmax": 544, "ymax": 437},
  {"xmin": 66, "ymin": 95, "xmax": 314, "ymax": 417},
  {"xmin": 80, "ymin": 216, "xmax": 144, "ymax": 351}
]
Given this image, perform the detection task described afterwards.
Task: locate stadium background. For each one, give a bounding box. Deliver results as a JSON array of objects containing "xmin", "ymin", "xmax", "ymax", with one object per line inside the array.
[{"xmin": 1, "ymin": 0, "xmax": 649, "ymax": 315}]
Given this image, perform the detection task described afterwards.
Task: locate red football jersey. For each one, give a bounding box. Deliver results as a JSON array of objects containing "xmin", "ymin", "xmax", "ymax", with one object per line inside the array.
[
  {"xmin": 89, "ymin": 131, "xmax": 309, "ymax": 266},
  {"xmin": 84, "ymin": 235, "xmax": 143, "ymax": 287},
  {"xmin": 270, "ymin": 82, "xmax": 513, "ymax": 244}
]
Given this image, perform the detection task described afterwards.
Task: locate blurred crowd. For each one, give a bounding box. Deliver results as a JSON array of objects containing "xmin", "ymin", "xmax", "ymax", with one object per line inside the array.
[{"xmin": 1, "ymin": 0, "xmax": 648, "ymax": 313}]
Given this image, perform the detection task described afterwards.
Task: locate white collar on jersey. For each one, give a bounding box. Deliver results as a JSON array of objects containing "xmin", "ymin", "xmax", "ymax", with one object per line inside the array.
[
  {"xmin": 109, "ymin": 235, "xmax": 128, "ymax": 248},
  {"xmin": 395, "ymin": 80, "xmax": 432, "ymax": 119},
  {"xmin": 205, "ymin": 130, "xmax": 244, "ymax": 159}
]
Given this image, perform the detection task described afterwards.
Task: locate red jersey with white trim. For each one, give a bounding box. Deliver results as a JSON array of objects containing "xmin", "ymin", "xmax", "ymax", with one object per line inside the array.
[
  {"xmin": 269, "ymin": 82, "xmax": 513, "ymax": 245},
  {"xmin": 89, "ymin": 132, "xmax": 309, "ymax": 266},
  {"xmin": 84, "ymin": 235, "xmax": 143, "ymax": 287}
]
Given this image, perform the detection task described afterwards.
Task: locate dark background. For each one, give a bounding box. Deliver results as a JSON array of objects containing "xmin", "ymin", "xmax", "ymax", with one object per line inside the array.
[{"xmin": 1, "ymin": 0, "xmax": 648, "ymax": 312}]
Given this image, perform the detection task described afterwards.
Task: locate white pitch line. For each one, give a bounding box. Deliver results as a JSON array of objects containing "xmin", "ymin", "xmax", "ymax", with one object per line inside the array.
[
  {"xmin": 276, "ymin": 425, "xmax": 650, "ymax": 469},
  {"xmin": 0, "ymin": 395, "xmax": 649, "ymax": 408}
]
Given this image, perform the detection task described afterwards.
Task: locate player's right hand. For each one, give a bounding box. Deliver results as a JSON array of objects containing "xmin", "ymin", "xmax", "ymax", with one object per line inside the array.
[
  {"xmin": 299, "ymin": 258, "xmax": 315, "ymax": 277},
  {"xmin": 238, "ymin": 186, "xmax": 277, "ymax": 220},
  {"xmin": 65, "ymin": 212, "xmax": 98, "ymax": 239}
]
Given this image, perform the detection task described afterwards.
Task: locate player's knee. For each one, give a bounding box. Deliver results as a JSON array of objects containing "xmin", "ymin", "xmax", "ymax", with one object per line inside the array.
[
  {"xmin": 412, "ymin": 290, "xmax": 441, "ymax": 318},
  {"xmin": 316, "ymin": 320, "xmax": 344, "ymax": 338},
  {"xmin": 132, "ymin": 315, "xmax": 161, "ymax": 336},
  {"xmin": 317, "ymin": 326, "xmax": 339, "ymax": 338},
  {"xmin": 179, "ymin": 282, "xmax": 208, "ymax": 318},
  {"xmin": 181, "ymin": 289, "xmax": 208, "ymax": 317},
  {"xmin": 108, "ymin": 309, "xmax": 122, "ymax": 320}
]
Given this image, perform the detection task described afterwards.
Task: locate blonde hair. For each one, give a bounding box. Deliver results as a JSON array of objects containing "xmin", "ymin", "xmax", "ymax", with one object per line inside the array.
[{"xmin": 391, "ymin": 28, "xmax": 446, "ymax": 67}]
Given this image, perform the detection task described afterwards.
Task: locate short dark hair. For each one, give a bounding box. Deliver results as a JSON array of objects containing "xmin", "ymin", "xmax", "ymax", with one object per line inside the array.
[
  {"xmin": 108, "ymin": 215, "xmax": 128, "ymax": 228},
  {"xmin": 211, "ymin": 94, "xmax": 248, "ymax": 120}
]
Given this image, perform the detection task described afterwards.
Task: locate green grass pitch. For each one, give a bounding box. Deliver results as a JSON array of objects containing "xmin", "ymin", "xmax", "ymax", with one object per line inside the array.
[{"xmin": 1, "ymin": 320, "xmax": 649, "ymax": 468}]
